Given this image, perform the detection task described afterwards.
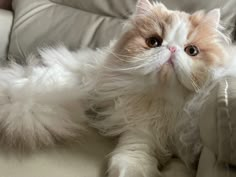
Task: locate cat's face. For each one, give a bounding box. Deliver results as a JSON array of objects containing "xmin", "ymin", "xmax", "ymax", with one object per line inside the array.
[{"xmin": 112, "ymin": 0, "xmax": 227, "ymax": 91}]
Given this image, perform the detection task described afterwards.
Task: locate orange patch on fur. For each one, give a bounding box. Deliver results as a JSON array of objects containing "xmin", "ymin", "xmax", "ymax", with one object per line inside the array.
[
  {"xmin": 188, "ymin": 11, "xmax": 226, "ymax": 66},
  {"xmin": 114, "ymin": 6, "xmax": 172, "ymax": 59}
]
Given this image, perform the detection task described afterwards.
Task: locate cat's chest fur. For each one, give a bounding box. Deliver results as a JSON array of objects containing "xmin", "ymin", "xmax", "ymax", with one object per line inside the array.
[
  {"xmin": 120, "ymin": 86, "xmax": 188, "ymax": 132},
  {"xmin": 93, "ymin": 80, "xmax": 189, "ymax": 137}
]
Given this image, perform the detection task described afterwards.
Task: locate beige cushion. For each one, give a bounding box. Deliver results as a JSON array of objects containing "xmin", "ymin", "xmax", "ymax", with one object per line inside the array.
[
  {"xmin": 0, "ymin": 129, "xmax": 115, "ymax": 177},
  {"xmin": 52, "ymin": 0, "xmax": 136, "ymax": 18},
  {"xmin": 9, "ymin": 0, "xmax": 129, "ymax": 62},
  {"xmin": 197, "ymin": 147, "xmax": 236, "ymax": 177}
]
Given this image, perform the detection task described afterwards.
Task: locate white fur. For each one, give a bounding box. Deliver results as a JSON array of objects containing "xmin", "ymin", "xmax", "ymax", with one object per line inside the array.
[{"xmin": 0, "ymin": 47, "xmax": 101, "ymax": 150}]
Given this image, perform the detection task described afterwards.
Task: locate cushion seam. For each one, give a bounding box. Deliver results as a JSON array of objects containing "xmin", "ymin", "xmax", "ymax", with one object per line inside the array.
[
  {"xmin": 217, "ymin": 79, "xmax": 233, "ymax": 164},
  {"xmin": 49, "ymin": 0, "xmax": 127, "ymax": 20}
]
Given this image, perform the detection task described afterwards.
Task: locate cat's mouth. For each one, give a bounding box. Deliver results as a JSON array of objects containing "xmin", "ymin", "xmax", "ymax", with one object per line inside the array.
[
  {"xmin": 164, "ymin": 56, "xmax": 196, "ymax": 91},
  {"xmin": 167, "ymin": 58, "xmax": 174, "ymax": 66},
  {"xmin": 166, "ymin": 56, "xmax": 175, "ymax": 67}
]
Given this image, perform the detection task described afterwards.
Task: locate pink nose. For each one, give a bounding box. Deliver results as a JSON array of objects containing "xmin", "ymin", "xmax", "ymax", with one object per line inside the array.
[{"xmin": 168, "ymin": 46, "xmax": 176, "ymax": 53}]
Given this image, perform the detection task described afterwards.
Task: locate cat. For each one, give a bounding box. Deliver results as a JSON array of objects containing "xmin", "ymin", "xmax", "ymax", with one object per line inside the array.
[
  {"xmin": 0, "ymin": 0, "xmax": 234, "ymax": 176},
  {"xmin": 87, "ymin": 0, "xmax": 231, "ymax": 176}
]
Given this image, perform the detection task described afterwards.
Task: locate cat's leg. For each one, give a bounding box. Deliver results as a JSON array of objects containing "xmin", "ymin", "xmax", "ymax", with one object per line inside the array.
[{"xmin": 108, "ymin": 130, "xmax": 164, "ymax": 177}]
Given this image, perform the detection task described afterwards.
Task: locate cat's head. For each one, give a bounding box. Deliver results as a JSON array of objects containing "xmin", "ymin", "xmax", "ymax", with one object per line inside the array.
[{"xmin": 110, "ymin": 0, "xmax": 228, "ymax": 92}]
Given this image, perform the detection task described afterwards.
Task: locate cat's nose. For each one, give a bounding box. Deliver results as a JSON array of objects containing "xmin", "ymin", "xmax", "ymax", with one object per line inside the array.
[{"xmin": 168, "ymin": 46, "xmax": 176, "ymax": 53}]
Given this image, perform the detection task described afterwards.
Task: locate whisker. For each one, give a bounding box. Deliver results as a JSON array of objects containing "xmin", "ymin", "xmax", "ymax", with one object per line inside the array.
[
  {"xmin": 100, "ymin": 49, "xmax": 152, "ymax": 62},
  {"xmin": 100, "ymin": 52, "xmax": 164, "ymax": 72}
]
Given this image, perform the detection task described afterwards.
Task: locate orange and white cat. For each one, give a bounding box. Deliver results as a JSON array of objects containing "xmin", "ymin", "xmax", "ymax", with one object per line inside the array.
[
  {"xmin": 88, "ymin": 1, "xmax": 230, "ymax": 176},
  {"xmin": 0, "ymin": 0, "xmax": 234, "ymax": 176}
]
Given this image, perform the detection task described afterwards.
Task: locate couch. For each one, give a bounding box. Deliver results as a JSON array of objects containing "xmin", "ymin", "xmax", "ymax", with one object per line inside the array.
[{"xmin": 0, "ymin": 0, "xmax": 235, "ymax": 177}]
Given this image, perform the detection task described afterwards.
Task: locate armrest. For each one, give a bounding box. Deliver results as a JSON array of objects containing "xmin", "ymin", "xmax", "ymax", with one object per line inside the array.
[
  {"xmin": 197, "ymin": 147, "xmax": 236, "ymax": 177},
  {"xmin": 0, "ymin": 9, "xmax": 13, "ymax": 58},
  {"xmin": 199, "ymin": 77, "xmax": 236, "ymax": 165}
]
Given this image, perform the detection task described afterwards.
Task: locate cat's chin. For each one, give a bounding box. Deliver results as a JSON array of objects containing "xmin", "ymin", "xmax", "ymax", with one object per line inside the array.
[
  {"xmin": 158, "ymin": 61, "xmax": 194, "ymax": 91},
  {"xmin": 167, "ymin": 56, "xmax": 174, "ymax": 66},
  {"xmin": 158, "ymin": 63, "xmax": 175, "ymax": 84}
]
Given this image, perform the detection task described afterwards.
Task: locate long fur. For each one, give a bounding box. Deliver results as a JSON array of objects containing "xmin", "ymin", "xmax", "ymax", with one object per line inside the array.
[{"xmin": 0, "ymin": 47, "xmax": 100, "ymax": 150}]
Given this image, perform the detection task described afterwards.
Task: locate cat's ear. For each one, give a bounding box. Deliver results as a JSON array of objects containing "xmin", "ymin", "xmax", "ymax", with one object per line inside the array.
[
  {"xmin": 135, "ymin": 0, "xmax": 153, "ymax": 16},
  {"xmin": 205, "ymin": 9, "xmax": 221, "ymax": 28},
  {"xmin": 154, "ymin": 1, "xmax": 168, "ymax": 11}
]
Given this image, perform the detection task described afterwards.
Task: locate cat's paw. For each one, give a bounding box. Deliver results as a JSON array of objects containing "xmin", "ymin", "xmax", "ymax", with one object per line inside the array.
[
  {"xmin": 108, "ymin": 162, "xmax": 144, "ymax": 177},
  {"xmin": 108, "ymin": 154, "xmax": 160, "ymax": 177}
]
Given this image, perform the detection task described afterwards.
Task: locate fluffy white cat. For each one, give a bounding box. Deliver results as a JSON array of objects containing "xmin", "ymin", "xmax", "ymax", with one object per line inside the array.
[{"xmin": 0, "ymin": 0, "xmax": 235, "ymax": 176}]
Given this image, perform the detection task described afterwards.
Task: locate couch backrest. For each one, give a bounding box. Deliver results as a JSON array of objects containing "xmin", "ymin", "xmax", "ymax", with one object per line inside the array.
[{"xmin": 9, "ymin": 0, "xmax": 236, "ymax": 62}]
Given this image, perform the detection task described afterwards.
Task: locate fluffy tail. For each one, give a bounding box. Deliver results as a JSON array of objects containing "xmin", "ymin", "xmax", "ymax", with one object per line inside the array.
[{"xmin": 0, "ymin": 46, "xmax": 95, "ymax": 151}]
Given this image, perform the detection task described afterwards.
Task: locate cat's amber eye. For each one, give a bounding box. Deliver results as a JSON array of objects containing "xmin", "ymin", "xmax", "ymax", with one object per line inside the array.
[
  {"xmin": 184, "ymin": 45, "xmax": 199, "ymax": 56},
  {"xmin": 146, "ymin": 36, "xmax": 163, "ymax": 48}
]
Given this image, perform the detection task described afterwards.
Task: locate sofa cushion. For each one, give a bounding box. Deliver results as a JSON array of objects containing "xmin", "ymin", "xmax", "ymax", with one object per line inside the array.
[
  {"xmin": 0, "ymin": 129, "xmax": 116, "ymax": 177},
  {"xmin": 51, "ymin": 0, "xmax": 136, "ymax": 18},
  {"xmin": 9, "ymin": 0, "xmax": 236, "ymax": 62},
  {"xmin": 9, "ymin": 0, "xmax": 127, "ymax": 62},
  {"xmin": 197, "ymin": 147, "xmax": 236, "ymax": 177}
]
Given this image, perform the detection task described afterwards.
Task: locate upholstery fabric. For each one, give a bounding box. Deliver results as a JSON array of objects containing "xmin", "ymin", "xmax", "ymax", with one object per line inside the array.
[
  {"xmin": 0, "ymin": 129, "xmax": 115, "ymax": 177},
  {"xmin": 9, "ymin": 0, "xmax": 129, "ymax": 61},
  {"xmin": 197, "ymin": 147, "xmax": 236, "ymax": 177}
]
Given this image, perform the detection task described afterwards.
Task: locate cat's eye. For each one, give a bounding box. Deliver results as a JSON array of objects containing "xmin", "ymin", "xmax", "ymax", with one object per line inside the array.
[
  {"xmin": 146, "ymin": 36, "xmax": 163, "ymax": 48},
  {"xmin": 184, "ymin": 45, "xmax": 199, "ymax": 56}
]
